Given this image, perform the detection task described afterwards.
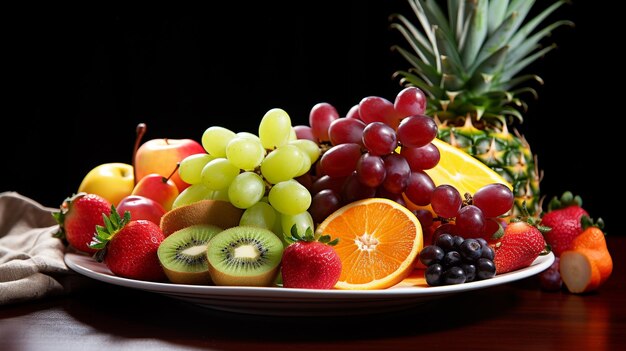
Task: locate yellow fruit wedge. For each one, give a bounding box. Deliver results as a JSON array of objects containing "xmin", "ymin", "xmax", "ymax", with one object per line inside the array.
[
  {"xmin": 402, "ymin": 138, "xmax": 512, "ymax": 213},
  {"xmin": 425, "ymin": 138, "xmax": 512, "ymax": 195}
]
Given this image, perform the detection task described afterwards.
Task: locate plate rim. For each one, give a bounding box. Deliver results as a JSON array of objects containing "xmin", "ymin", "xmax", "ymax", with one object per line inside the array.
[{"xmin": 64, "ymin": 251, "xmax": 555, "ymax": 300}]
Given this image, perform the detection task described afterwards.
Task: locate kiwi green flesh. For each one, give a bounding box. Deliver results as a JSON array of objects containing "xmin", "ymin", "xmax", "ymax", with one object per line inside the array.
[
  {"xmin": 157, "ymin": 224, "xmax": 223, "ymax": 284},
  {"xmin": 207, "ymin": 226, "xmax": 283, "ymax": 286}
]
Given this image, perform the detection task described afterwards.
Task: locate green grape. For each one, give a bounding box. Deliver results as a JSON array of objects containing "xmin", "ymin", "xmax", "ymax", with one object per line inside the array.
[
  {"xmin": 172, "ymin": 183, "xmax": 211, "ymax": 209},
  {"xmin": 260, "ymin": 144, "xmax": 304, "ymax": 184},
  {"xmin": 179, "ymin": 153, "xmax": 214, "ymax": 185},
  {"xmin": 226, "ymin": 136, "xmax": 266, "ymax": 171},
  {"xmin": 268, "ymin": 179, "xmax": 311, "ymax": 215},
  {"xmin": 236, "ymin": 131, "xmax": 260, "ymax": 140},
  {"xmin": 201, "ymin": 126, "xmax": 236, "ymax": 157},
  {"xmin": 239, "ymin": 201, "xmax": 278, "ymax": 231},
  {"xmin": 289, "ymin": 127, "xmax": 297, "ymax": 141},
  {"xmin": 228, "ymin": 171, "xmax": 265, "ymax": 209},
  {"xmin": 206, "ymin": 188, "xmax": 229, "ymax": 202},
  {"xmin": 294, "ymin": 147, "xmax": 312, "ymax": 177},
  {"xmin": 258, "ymin": 108, "xmax": 292, "ymax": 150},
  {"xmin": 281, "ymin": 211, "xmax": 314, "ymax": 239},
  {"xmin": 289, "ymin": 139, "xmax": 321, "ymax": 164},
  {"xmin": 201, "ymin": 158, "xmax": 240, "ymax": 190}
]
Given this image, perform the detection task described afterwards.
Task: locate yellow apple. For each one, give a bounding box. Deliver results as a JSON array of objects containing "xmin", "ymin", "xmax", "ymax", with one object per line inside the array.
[{"xmin": 78, "ymin": 163, "xmax": 134, "ymax": 206}]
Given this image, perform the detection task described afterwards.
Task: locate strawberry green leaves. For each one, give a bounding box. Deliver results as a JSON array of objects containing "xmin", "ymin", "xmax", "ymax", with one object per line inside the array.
[
  {"xmin": 90, "ymin": 205, "xmax": 131, "ymax": 261},
  {"xmin": 284, "ymin": 224, "xmax": 338, "ymax": 246}
]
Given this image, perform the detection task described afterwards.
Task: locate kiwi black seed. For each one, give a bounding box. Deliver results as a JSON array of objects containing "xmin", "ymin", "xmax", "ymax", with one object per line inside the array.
[
  {"xmin": 206, "ymin": 226, "xmax": 284, "ymax": 287},
  {"xmin": 157, "ymin": 224, "xmax": 223, "ymax": 285}
]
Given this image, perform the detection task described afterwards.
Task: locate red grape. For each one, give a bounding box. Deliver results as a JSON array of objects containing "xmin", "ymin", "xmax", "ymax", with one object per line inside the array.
[
  {"xmin": 309, "ymin": 189, "xmax": 342, "ymax": 225},
  {"xmin": 346, "ymin": 104, "xmax": 362, "ymax": 120},
  {"xmin": 319, "ymin": 143, "xmax": 362, "ymax": 178},
  {"xmin": 362, "ymin": 122, "xmax": 398, "ymax": 156},
  {"xmin": 396, "ymin": 115, "xmax": 438, "ymax": 148},
  {"xmin": 293, "ymin": 125, "xmax": 316, "ymax": 142},
  {"xmin": 312, "ymin": 174, "xmax": 347, "ymax": 195},
  {"xmin": 342, "ymin": 172, "xmax": 377, "ymax": 203},
  {"xmin": 309, "ymin": 102, "xmax": 339, "ymax": 142},
  {"xmin": 401, "ymin": 143, "xmax": 440, "ymax": 170},
  {"xmin": 381, "ymin": 153, "xmax": 410, "ymax": 194},
  {"xmin": 328, "ymin": 117, "xmax": 366, "ymax": 146},
  {"xmin": 455, "ymin": 205, "xmax": 486, "ymax": 238},
  {"xmin": 376, "ymin": 187, "xmax": 406, "ymax": 205},
  {"xmin": 431, "ymin": 184, "xmax": 462, "ymax": 218},
  {"xmin": 358, "ymin": 96, "xmax": 396, "ymax": 124},
  {"xmin": 404, "ymin": 171, "xmax": 435, "ymax": 206},
  {"xmin": 473, "ymin": 183, "xmax": 514, "ymax": 217},
  {"xmin": 356, "ymin": 153, "xmax": 386, "ymax": 187},
  {"xmin": 394, "ymin": 86, "xmax": 427, "ymax": 118},
  {"xmin": 413, "ymin": 209, "xmax": 434, "ymax": 231}
]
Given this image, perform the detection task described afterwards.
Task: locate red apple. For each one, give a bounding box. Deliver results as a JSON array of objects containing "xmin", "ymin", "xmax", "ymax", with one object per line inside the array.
[
  {"xmin": 135, "ymin": 138, "xmax": 205, "ymax": 192},
  {"xmin": 117, "ymin": 195, "xmax": 166, "ymax": 225},
  {"xmin": 132, "ymin": 172, "xmax": 179, "ymax": 211}
]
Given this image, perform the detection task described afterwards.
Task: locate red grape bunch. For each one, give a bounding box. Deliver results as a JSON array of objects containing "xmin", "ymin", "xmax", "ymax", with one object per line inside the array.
[{"xmin": 294, "ymin": 87, "xmax": 442, "ymax": 225}]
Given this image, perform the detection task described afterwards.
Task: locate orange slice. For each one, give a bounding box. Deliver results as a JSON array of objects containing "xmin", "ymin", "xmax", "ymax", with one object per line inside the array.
[{"xmin": 315, "ymin": 198, "xmax": 423, "ymax": 290}]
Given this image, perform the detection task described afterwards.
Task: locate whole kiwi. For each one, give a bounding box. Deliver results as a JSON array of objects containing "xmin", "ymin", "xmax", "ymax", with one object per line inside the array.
[
  {"xmin": 206, "ymin": 226, "xmax": 283, "ymax": 287},
  {"xmin": 157, "ymin": 224, "xmax": 223, "ymax": 284}
]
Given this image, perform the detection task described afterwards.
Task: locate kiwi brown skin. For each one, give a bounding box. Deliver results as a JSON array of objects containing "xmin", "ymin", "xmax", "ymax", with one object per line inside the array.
[
  {"xmin": 158, "ymin": 224, "xmax": 223, "ymax": 285},
  {"xmin": 206, "ymin": 226, "xmax": 283, "ymax": 287},
  {"xmin": 160, "ymin": 199, "xmax": 243, "ymax": 236}
]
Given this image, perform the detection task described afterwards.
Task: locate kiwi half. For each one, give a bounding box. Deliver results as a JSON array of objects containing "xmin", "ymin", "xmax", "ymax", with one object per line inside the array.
[
  {"xmin": 206, "ymin": 226, "xmax": 283, "ymax": 287},
  {"xmin": 157, "ymin": 224, "xmax": 223, "ymax": 285}
]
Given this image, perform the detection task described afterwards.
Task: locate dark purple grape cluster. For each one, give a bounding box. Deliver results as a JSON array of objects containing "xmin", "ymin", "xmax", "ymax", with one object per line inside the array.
[{"xmin": 419, "ymin": 233, "xmax": 496, "ymax": 286}]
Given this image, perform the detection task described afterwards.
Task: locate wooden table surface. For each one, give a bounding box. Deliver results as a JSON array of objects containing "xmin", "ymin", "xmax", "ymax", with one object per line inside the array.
[{"xmin": 2, "ymin": 236, "xmax": 625, "ymax": 351}]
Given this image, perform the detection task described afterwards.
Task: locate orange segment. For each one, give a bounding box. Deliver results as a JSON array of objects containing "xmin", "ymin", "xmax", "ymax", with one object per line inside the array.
[{"xmin": 315, "ymin": 198, "xmax": 423, "ymax": 290}]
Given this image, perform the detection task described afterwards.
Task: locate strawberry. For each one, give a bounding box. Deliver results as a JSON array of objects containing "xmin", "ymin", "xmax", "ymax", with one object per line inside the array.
[
  {"xmin": 493, "ymin": 215, "xmax": 550, "ymax": 274},
  {"xmin": 540, "ymin": 191, "xmax": 589, "ymax": 257},
  {"xmin": 89, "ymin": 207, "xmax": 166, "ymax": 282},
  {"xmin": 53, "ymin": 192, "xmax": 112, "ymax": 254},
  {"xmin": 281, "ymin": 226, "xmax": 342, "ymax": 289}
]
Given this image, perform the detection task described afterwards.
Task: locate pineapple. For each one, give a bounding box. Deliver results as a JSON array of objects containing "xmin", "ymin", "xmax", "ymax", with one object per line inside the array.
[{"xmin": 389, "ymin": 0, "xmax": 572, "ymax": 217}]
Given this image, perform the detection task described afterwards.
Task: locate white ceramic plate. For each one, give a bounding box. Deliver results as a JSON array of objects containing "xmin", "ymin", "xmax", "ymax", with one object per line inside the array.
[{"xmin": 65, "ymin": 252, "xmax": 554, "ymax": 316}]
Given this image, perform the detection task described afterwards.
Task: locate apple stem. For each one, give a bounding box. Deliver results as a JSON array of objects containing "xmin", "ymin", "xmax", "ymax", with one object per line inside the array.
[
  {"xmin": 133, "ymin": 123, "xmax": 147, "ymax": 186},
  {"xmin": 163, "ymin": 163, "xmax": 180, "ymax": 183}
]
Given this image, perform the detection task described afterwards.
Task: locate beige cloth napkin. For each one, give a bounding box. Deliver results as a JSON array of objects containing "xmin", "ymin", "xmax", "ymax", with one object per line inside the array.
[{"xmin": 0, "ymin": 191, "xmax": 76, "ymax": 305}]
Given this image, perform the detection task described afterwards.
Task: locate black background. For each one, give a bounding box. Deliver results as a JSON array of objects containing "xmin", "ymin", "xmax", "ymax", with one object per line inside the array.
[{"xmin": 3, "ymin": 1, "xmax": 616, "ymax": 233}]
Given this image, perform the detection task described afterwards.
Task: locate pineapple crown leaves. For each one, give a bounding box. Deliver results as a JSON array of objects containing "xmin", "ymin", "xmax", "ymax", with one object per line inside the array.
[
  {"xmin": 284, "ymin": 224, "xmax": 339, "ymax": 246},
  {"xmin": 389, "ymin": 0, "xmax": 574, "ymax": 124},
  {"xmin": 89, "ymin": 205, "xmax": 131, "ymax": 262}
]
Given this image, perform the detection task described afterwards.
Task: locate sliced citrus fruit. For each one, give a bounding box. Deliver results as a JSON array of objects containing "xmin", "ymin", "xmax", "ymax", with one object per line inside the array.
[
  {"xmin": 426, "ymin": 138, "xmax": 512, "ymax": 194},
  {"xmin": 315, "ymin": 198, "xmax": 423, "ymax": 290},
  {"xmin": 400, "ymin": 138, "xmax": 512, "ymax": 212}
]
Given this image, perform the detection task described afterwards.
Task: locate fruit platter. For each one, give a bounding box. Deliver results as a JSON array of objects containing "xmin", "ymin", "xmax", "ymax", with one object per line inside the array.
[{"xmin": 48, "ymin": 0, "xmax": 612, "ymax": 316}]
